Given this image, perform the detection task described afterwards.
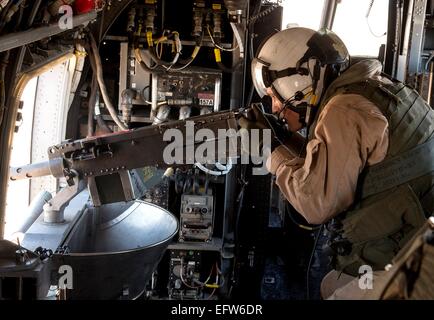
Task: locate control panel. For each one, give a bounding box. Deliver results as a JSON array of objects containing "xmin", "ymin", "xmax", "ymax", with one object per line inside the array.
[
  {"xmin": 168, "ymin": 250, "xmax": 202, "ymax": 299},
  {"xmin": 179, "ymin": 194, "xmax": 214, "ymax": 242}
]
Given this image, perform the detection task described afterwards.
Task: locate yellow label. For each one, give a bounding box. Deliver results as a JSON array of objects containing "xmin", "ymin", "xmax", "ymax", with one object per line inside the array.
[
  {"xmin": 145, "ymin": 0, "xmax": 156, "ymax": 4},
  {"xmin": 146, "ymin": 31, "xmax": 153, "ymax": 47},
  {"xmin": 212, "ymin": 3, "xmax": 222, "ymax": 10},
  {"xmin": 214, "ymin": 48, "xmax": 221, "ymax": 63},
  {"xmin": 74, "ymin": 50, "xmax": 87, "ymax": 57},
  {"xmin": 310, "ymin": 95, "xmax": 317, "ymax": 105}
]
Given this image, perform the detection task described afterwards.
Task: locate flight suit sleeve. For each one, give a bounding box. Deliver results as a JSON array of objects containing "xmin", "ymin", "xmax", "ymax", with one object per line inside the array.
[{"xmin": 266, "ymin": 94, "xmax": 389, "ymax": 225}]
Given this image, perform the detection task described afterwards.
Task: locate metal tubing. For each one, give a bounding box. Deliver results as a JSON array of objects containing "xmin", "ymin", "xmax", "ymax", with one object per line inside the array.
[
  {"xmin": 429, "ymin": 61, "xmax": 434, "ymax": 106},
  {"xmin": 9, "ymin": 157, "xmax": 63, "ymax": 181},
  {"xmin": 320, "ymin": 0, "xmax": 338, "ymax": 29},
  {"xmin": 9, "ymin": 160, "xmax": 52, "ymax": 181},
  {"xmin": 0, "ymin": 51, "xmax": 74, "ymax": 239},
  {"xmin": 0, "ymin": 12, "xmax": 97, "ymax": 53},
  {"xmin": 16, "ymin": 191, "xmax": 52, "ymax": 233}
]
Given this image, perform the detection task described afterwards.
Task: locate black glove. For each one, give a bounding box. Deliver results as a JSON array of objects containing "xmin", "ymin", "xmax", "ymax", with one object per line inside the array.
[
  {"xmin": 238, "ymin": 103, "xmax": 270, "ymax": 130},
  {"xmin": 239, "ymin": 104, "xmax": 291, "ymax": 152}
]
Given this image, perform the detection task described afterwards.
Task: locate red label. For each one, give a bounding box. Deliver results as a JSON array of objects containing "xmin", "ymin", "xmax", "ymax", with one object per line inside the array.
[{"xmin": 197, "ymin": 93, "xmax": 214, "ymax": 100}]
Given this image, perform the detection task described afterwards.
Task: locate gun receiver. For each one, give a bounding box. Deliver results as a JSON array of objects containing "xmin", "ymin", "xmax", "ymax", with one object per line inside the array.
[
  {"xmin": 10, "ymin": 109, "xmax": 241, "ymax": 181},
  {"xmin": 9, "ymin": 109, "xmax": 245, "ymax": 208}
]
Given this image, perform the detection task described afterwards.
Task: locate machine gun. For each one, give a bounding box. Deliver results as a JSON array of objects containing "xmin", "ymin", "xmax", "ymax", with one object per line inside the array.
[
  {"xmin": 9, "ymin": 109, "xmax": 244, "ymax": 222},
  {"xmin": 5, "ymin": 107, "xmax": 305, "ymax": 300},
  {"xmin": 9, "ymin": 105, "xmax": 305, "ymax": 223},
  {"xmin": 3, "ymin": 109, "xmax": 258, "ymax": 300}
]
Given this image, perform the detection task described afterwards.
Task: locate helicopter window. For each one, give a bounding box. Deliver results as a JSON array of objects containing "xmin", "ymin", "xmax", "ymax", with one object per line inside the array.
[
  {"xmin": 332, "ymin": 0, "xmax": 388, "ymax": 57},
  {"xmin": 282, "ymin": 0, "xmax": 326, "ymax": 30},
  {"xmin": 5, "ymin": 59, "xmax": 75, "ymax": 240}
]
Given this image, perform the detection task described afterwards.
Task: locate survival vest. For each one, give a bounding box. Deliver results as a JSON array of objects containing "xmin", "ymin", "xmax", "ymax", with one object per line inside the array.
[{"xmin": 324, "ymin": 76, "xmax": 434, "ymax": 277}]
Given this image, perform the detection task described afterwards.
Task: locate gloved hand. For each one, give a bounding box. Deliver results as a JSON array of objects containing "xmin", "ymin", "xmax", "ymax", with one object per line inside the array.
[
  {"xmin": 238, "ymin": 104, "xmax": 291, "ymax": 152},
  {"xmin": 238, "ymin": 103, "xmax": 270, "ymax": 130}
]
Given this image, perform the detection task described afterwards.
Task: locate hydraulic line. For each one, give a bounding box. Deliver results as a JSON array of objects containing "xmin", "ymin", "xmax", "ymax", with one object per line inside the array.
[
  {"xmin": 207, "ymin": 25, "xmax": 242, "ymax": 73},
  {"xmin": 0, "ymin": 51, "xmax": 10, "ymax": 126},
  {"xmin": 148, "ymin": 31, "xmax": 182, "ymax": 70},
  {"xmin": 89, "ymin": 33, "xmax": 128, "ymax": 130},
  {"xmin": 27, "ymin": 0, "xmax": 42, "ymax": 27},
  {"xmin": 85, "ymin": 41, "xmax": 112, "ymax": 134},
  {"xmin": 87, "ymin": 76, "xmax": 97, "ymax": 137}
]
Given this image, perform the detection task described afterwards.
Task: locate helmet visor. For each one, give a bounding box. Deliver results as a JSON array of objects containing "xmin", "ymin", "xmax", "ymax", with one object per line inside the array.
[{"xmin": 251, "ymin": 58, "xmax": 271, "ymax": 98}]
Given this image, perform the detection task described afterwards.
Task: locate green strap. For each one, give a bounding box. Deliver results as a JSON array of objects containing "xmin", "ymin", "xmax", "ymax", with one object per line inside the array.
[{"xmin": 361, "ymin": 137, "xmax": 434, "ymax": 198}]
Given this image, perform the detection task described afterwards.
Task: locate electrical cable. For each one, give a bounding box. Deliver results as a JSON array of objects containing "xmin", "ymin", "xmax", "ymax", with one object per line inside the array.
[
  {"xmin": 0, "ymin": 0, "xmax": 22, "ymax": 33},
  {"xmin": 246, "ymin": 1, "xmax": 263, "ymax": 107},
  {"xmin": 140, "ymin": 86, "xmax": 167, "ymax": 106},
  {"xmin": 87, "ymin": 76, "xmax": 97, "ymax": 137},
  {"xmin": 235, "ymin": 165, "xmax": 248, "ymax": 243},
  {"xmin": 89, "ymin": 32, "xmax": 128, "ymax": 130},
  {"xmin": 180, "ymin": 258, "xmax": 215, "ymax": 289},
  {"xmin": 229, "ymin": 164, "xmax": 248, "ymax": 295},
  {"xmin": 169, "ymin": 40, "xmax": 202, "ymax": 71},
  {"xmin": 193, "ymin": 263, "xmax": 215, "ymax": 287},
  {"xmin": 0, "ymin": 1, "xmax": 13, "ymax": 29},
  {"xmin": 147, "ymin": 31, "xmax": 182, "ymax": 70},
  {"xmin": 0, "ymin": 51, "xmax": 10, "ymax": 126},
  {"xmin": 155, "ymin": 30, "xmax": 167, "ymax": 59},
  {"xmin": 179, "ymin": 260, "xmax": 203, "ymax": 289},
  {"xmin": 14, "ymin": 0, "xmax": 25, "ymax": 30},
  {"xmin": 425, "ymin": 53, "xmax": 434, "ymax": 72},
  {"xmin": 134, "ymin": 47, "xmax": 160, "ymax": 72},
  {"xmin": 248, "ymin": 3, "xmax": 279, "ymax": 26},
  {"xmin": 170, "ymin": 55, "xmax": 196, "ymax": 71},
  {"xmin": 306, "ymin": 224, "xmax": 323, "ymax": 300},
  {"xmin": 366, "ymin": 0, "xmax": 386, "ymax": 38},
  {"xmin": 175, "ymin": 32, "xmax": 203, "ymax": 67},
  {"xmin": 285, "ymin": 202, "xmax": 321, "ymax": 231},
  {"xmin": 207, "ymin": 288, "xmax": 217, "ymax": 300},
  {"xmin": 231, "ymin": 22, "xmax": 244, "ymax": 49},
  {"xmin": 85, "ymin": 40, "xmax": 112, "ymax": 134},
  {"xmin": 27, "ymin": 0, "xmax": 42, "ymax": 27},
  {"xmin": 207, "ymin": 23, "xmax": 243, "ymax": 72},
  {"xmin": 206, "ymin": 25, "xmax": 239, "ymax": 52}
]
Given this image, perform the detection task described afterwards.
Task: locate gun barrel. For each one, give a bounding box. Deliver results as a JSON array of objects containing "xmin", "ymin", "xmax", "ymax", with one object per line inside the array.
[{"xmin": 9, "ymin": 160, "xmax": 53, "ymax": 181}]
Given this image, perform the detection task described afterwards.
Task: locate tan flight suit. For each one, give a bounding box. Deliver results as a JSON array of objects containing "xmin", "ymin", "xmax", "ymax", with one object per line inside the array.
[{"xmin": 267, "ymin": 59, "xmax": 434, "ymax": 299}]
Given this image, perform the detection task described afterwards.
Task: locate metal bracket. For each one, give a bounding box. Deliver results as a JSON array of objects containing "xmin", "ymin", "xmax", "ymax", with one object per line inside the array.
[{"xmin": 43, "ymin": 171, "xmax": 85, "ymax": 223}]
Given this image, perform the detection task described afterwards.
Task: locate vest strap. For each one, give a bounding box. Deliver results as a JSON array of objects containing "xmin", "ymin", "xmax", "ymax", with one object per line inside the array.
[{"xmin": 361, "ymin": 137, "xmax": 434, "ymax": 198}]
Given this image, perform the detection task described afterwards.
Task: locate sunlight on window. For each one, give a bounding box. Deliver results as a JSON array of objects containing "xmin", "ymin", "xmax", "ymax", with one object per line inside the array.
[
  {"xmin": 5, "ymin": 60, "xmax": 73, "ymax": 240},
  {"xmin": 281, "ymin": 0, "xmax": 326, "ymax": 30},
  {"xmin": 332, "ymin": 0, "xmax": 388, "ymax": 56},
  {"xmin": 5, "ymin": 77, "xmax": 37, "ymax": 239}
]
